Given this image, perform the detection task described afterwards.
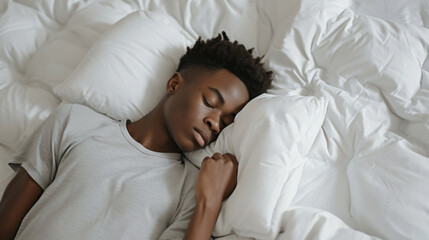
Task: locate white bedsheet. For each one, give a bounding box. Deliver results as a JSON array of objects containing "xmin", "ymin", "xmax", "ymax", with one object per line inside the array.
[{"xmin": 1, "ymin": 0, "xmax": 428, "ymax": 239}]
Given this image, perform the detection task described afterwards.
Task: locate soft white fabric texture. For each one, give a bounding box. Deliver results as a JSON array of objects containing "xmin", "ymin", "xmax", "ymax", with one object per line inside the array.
[
  {"xmin": 215, "ymin": 207, "xmax": 379, "ymax": 240},
  {"xmin": 185, "ymin": 93, "xmax": 329, "ymax": 239},
  {"xmin": 265, "ymin": 5, "xmax": 429, "ymax": 237},
  {"xmin": 2, "ymin": 0, "xmax": 429, "ymax": 239},
  {"xmin": 53, "ymin": 10, "xmax": 194, "ymax": 121},
  {"xmin": 347, "ymin": 140, "xmax": 429, "ymax": 240}
]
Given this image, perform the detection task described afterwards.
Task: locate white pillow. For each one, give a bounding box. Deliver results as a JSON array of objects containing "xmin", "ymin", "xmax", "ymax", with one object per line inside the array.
[
  {"xmin": 53, "ymin": 10, "xmax": 194, "ymax": 121},
  {"xmin": 185, "ymin": 93, "xmax": 329, "ymax": 239}
]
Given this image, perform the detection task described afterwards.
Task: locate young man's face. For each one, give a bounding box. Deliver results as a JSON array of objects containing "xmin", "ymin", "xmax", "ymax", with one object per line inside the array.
[{"xmin": 164, "ymin": 67, "xmax": 249, "ymax": 152}]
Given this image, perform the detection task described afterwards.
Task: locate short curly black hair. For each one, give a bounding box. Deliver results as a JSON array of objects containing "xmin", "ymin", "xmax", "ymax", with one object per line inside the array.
[{"xmin": 176, "ymin": 31, "xmax": 272, "ymax": 100}]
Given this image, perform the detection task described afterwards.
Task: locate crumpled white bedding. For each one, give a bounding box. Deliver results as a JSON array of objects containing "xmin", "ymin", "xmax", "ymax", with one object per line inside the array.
[{"xmin": 1, "ymin": 0, "xmax": 428, "ymax": 239}]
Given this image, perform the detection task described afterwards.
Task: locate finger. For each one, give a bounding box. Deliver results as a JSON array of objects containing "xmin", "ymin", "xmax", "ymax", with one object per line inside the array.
[
  {"xmin": 222, "ymin": 153, "xmax": 236, "ymax": 160},
  {"xmin": 202, "ymin": 156, "xmax": 212, "ymax": 162},
  {"xmin": 223, "ymin": 153, "xmax": 238, "ymax": 164},
  {"xmin": 212, "ymin": 152, "xmax": 222, "ymax": 160},
  {"xmin": 201, "ymin": 156, "xmax": 213, "ymax": 167}
]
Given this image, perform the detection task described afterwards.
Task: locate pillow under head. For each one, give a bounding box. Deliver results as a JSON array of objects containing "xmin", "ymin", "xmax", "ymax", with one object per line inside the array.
[{"xmin": 185, "ymin": 93, "xmax": 329, "ymax": 238}]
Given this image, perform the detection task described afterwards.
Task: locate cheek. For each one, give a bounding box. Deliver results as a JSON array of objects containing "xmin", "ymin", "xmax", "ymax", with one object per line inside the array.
[
  {"xmin": 164, "ymin": 94, "xmax": 202, "ymax": 148},
  {"xmin": 173, "ymin": 93, "xmax": 205, "ymax": 123},
  {"xmin": 167, "ymin": 117, "xmax": 195, "ymax": 152},
  {"xmin": 172, "ymin": 98, "xmax": 193, "ymax": 124}
]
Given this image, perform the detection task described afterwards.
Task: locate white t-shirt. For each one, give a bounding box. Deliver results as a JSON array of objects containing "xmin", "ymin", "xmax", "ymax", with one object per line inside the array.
[{"xmin": 9, "ymin": 104, "xmax": 199, "ymax": 240}]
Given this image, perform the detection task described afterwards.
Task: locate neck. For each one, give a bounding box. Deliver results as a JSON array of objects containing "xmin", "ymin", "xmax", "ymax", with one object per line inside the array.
[{"xmin": 126, "ymin": 98, "xmax": 181, "ymax": 153}]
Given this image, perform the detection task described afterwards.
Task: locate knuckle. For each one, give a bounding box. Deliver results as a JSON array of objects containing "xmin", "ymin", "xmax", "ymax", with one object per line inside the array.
[
  {"xmin": 223, "ymin": 153, "xmax": 236, "ymax": 160},
  {"xmin": 202, "ymin": 156, "xmax": 213, "ymax": 165},
  {"xmin": 233, "ymin": 159, "xmax": 238, "ymax": 166},
  {"xmin": 225, "ymin": 159, "xmax": 234, "ymax": 167}
]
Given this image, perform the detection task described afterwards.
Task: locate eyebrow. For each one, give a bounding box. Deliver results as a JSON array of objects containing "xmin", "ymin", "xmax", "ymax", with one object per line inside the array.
[{"xmin": 209, "ymin": 87, "xmax": 225, "ymax": 105}]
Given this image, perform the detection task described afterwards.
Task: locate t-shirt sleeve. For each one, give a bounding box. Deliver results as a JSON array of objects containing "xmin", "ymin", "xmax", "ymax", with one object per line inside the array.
[
  {"xmin": 8, "ymin": 104, "xmax": 73, "ymax": 190},
  {"xmin": 159, "ymin": 160, "xmax": 199, "ymax": 239}
]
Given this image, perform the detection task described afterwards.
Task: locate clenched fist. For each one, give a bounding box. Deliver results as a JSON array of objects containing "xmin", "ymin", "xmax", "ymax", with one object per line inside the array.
[{"xmin": 195, "ymin": 153, "xmax": 238, "ymax": 206}]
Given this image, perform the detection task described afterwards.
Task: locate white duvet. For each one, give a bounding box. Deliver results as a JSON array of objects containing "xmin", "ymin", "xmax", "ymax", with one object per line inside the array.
[{"xmin": 1, "ymin": 0, "xmax": 428, "ymax": 239}]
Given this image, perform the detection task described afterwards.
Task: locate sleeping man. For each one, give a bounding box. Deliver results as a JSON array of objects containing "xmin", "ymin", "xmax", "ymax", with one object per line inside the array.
[{"xmin": 0, "ymin": 32, "xmax": 272, "ymax": 240}]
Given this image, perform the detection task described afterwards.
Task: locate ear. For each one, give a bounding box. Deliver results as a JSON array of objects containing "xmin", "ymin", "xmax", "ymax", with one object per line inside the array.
[{"xmin": 166, "ymin": 72, "xmax": 184, "ymax": 95}]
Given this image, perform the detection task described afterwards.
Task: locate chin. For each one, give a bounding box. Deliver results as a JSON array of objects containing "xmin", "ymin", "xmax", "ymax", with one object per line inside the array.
[
  {"xmin": 173, "ymin": 132, "xmax": 201, "ymax": 152},
  {"xmin": 183, "ymin": 145, "xmax": 201, "ymax": 153},
  {"xmin": 176, "ymin": 140, "xmax": 198, "ymax": 153}
]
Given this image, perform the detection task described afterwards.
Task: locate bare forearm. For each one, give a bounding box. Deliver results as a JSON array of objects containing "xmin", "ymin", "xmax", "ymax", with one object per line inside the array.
[
  {"xmin": 0, "ymin": 195, "xmax": 18, "ymax": 240},
  {"xmin": 0, "ymin": 214, "xmax": 15, "ymax": 239},
  {"xmin": 0, "ymin": 169, "xmax": 43, "ymax": 240},
  {"xmin": 0, "ymin": 179, "xmax": 23, "ymax": 240},
  {"xmin": 184, "ymin": 199, "xmax": 222, "ymax": 240}
]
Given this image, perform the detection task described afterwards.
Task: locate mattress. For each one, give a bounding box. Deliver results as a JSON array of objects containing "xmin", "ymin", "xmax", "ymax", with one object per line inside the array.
[{"xmin": 1, "ymin": 0, "xmax": 428, "ymax": 239}]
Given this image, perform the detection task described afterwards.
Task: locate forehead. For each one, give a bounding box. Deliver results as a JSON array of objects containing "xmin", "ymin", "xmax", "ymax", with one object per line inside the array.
[{"xmin": 184, "ymin": 68, "xmax": 249, "ymax": 106}]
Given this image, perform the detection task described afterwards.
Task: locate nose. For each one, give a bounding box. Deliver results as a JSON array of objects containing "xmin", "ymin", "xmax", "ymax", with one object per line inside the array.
[{"xmin": 204, "ymin": 111, "xmax": 221, "ymax": 135}]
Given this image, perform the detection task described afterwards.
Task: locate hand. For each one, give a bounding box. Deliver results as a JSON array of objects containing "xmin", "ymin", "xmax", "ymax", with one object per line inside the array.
[
  {"xmin": 195, "ymin": 152, "xmax": 238, "ymax": 206},
  {"xmin": 185, "ymin": 153, "xmax": 238, "ymax": 239}
]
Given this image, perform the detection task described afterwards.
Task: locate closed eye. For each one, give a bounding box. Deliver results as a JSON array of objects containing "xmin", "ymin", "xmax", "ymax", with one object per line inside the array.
[
  {"xmin": 203, "ymin": 95, "xmax": 229, "ymax": 130},
  {"xmin": 203, "ymin": 96, "xmax": 213, "ymax": 109}
]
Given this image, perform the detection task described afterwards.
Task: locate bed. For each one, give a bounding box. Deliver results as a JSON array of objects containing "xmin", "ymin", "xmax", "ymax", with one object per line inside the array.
[{"xmin": 1, "ymin": 0, "xmax": 428, "ymax": 239}]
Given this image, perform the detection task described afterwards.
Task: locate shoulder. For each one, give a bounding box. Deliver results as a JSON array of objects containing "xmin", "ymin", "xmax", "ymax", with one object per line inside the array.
[
  {"xmin": 57, "ymin": 103, "xmax": 117, "ymax": 137},
  {"xmin": 51, "ymin": 103, "xmax": 95, "ymax": 118},
  {"xmin": 64, "ymin": 103, "xmax": 116, "ymax": 124},
  {"xmin": 66, "ymin": 103, "xmax": 107, "ymax": 118},
  {"xmin": 50, "ymin": 103, "xmax": 115, "ymax": 125}
]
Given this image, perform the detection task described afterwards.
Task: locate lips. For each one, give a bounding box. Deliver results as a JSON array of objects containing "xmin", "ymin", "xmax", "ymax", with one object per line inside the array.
[{"xmin": 193, "ymin": 128, "xmax": 210, "ymax": 148}]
